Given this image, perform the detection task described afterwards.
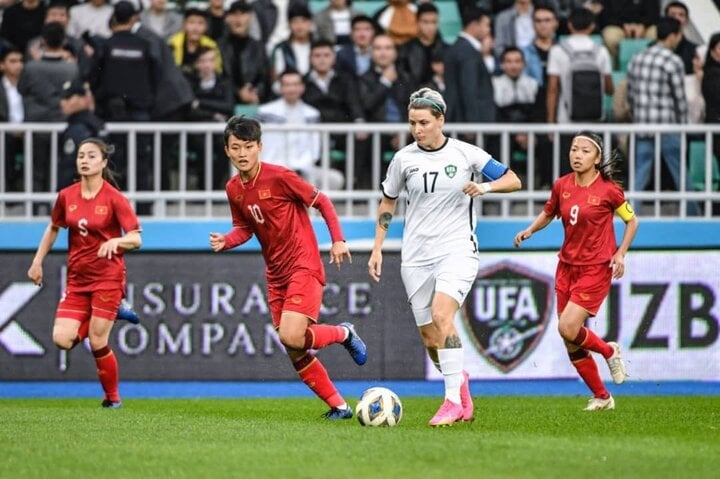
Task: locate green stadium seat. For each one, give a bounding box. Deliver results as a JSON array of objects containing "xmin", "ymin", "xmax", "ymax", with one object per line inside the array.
[
  {"xmin": 689, "ymin": 141, "xmax": 720, "ymax": 191},
  {"xmin": 234, "ymin": 104, "xmax": 259, "ymax": 118},
  {"xmin": 604, "ymin": 70, "xmax": 626, "ymax": 122},
  {"xmin": 618, "ymin": 38, "xmax": 651, "ymax": 73}
]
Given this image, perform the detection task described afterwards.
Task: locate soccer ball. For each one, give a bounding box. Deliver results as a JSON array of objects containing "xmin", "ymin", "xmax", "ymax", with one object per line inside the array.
[{"xmin": 355, "ymin": 387, "xmax": 403, "ymax": 427}]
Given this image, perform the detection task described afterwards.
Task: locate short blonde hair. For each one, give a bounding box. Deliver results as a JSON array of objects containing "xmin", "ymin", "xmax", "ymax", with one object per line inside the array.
[{"xmin": 408, "ymin": 87, "xmax": 446, "ymax": 118}]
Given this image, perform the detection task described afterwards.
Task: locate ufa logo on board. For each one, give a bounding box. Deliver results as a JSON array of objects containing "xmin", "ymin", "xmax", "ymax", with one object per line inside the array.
[{"xmin": 462, "ymin": 261, "xmax": 553, "ymax": 373}]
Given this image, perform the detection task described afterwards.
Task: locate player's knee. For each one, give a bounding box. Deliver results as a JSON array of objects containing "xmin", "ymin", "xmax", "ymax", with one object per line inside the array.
[
  {"xmin": 278, "ymin": 329, "xmax": 305, "ymax": 350},
  {"xmin": 52, "ymin": 331, "xmax": 74, "ymax": 350},
  {"xmin": 557, "ymin": 322, "xmax": 576, "ymax": 342}
]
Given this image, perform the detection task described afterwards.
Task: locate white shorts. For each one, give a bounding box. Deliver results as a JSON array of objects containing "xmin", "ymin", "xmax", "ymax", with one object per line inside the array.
[{"xmin": 401, "ymin": 253, "xmax": 480, "ymax": 327}]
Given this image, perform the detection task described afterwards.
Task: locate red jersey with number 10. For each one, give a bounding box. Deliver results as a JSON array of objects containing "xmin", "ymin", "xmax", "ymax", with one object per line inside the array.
[
  {"xmin": 225, "ymin": 163, "xmax": 325, "ymax": 285},
  {"xmin": 51, "ymin": 181, "xmax": 141, "ymax": 291},
  {"xmin": 544, "ymin": 173, "xmax": 626, "ymax": 265}
]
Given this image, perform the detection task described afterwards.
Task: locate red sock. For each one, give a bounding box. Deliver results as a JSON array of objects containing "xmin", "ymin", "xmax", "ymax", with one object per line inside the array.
[
  {"xmin": 93, "ymin": 345, "xmax": 120, "ymax": 402},
  {"xmin": 71, "ymin": 320, "xmax": 90, "ymax": 349},
  {"xmin": 293, "ymin": 352, "xmax": 344, "ymax": 408},
  {"xmin": 570, "ymin": 349, "xmax": 609, "ymax": 399},
  {"xmin": 573, "ymin": 327, "xmax": 613, "ymax": 359},
  {"xmin": 304, "ymin": 324, "xmax": 346, "ymax": 350}
]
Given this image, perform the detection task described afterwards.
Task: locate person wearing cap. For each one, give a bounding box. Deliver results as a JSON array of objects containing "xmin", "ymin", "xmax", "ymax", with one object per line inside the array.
[
  {"xmin": 58, "ymin": 77, "xmax": 106, "ymax": 190},
  {"xmin": 217, "ymin": 0, "xmax": 271, "ymax": 105}
]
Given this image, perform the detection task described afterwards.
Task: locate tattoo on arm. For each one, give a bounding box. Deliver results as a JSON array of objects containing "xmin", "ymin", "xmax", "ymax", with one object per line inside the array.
[
  {"xmin": 444, "ymin": 335, "xmax": 462, "ymax": 349},
  {"xmin": 379, "ymin": 212, "xmax": 392, "ymax": 231}
]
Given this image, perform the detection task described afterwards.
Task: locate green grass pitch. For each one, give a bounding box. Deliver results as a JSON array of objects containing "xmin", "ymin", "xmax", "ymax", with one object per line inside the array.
[{"xmin": 1, "ymin": 396, "xmax": 718, "ymax": 479}]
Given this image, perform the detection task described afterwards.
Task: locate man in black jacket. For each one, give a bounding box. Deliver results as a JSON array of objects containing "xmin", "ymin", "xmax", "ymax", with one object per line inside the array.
[{"xmin": 217, "ymin": 0, "xmax": 271, "ymax": 106}]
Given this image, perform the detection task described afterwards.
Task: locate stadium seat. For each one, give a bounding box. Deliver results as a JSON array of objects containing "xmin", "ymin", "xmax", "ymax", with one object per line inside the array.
[
  {"xmin": 618, "ymin": 38, "xmax": 651, "ymax": 73},
  {"xmin": 688, "ymin": 141, "xmax": 720, "ymax": 191},
  {"xmin": 436, "ymin": 1, "xmax": 461, "ymax": 42},
  {"xmin": 234, "ymin": 104, "xmax": 259, "ymax": 118}
]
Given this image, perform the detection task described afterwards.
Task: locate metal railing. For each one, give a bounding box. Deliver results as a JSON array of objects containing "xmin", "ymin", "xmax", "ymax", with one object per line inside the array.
[{"xmin": 1, "ymin": 122, "xmax": 719, "ymax": 219}]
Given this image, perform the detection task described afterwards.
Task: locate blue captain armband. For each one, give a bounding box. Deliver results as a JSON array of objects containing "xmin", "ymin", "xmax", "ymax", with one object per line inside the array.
[{"xmin": 481, "ymin": 158, "xmax": 508, "ymax": 181}]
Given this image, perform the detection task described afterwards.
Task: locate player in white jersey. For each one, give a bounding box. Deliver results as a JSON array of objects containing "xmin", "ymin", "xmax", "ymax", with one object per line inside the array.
[{"xmin": 368, "ymin": 87, "xmax": 522, "ymax": 426}]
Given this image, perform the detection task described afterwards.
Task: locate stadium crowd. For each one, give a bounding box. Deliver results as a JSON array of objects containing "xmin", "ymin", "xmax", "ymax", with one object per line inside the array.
[{"xmin": 0, "ymin": 0, "xmax": 718, "ymax": 201}]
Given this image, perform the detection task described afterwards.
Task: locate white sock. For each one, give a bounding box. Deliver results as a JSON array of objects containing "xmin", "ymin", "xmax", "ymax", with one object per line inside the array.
[
  {"xmin": 438, "ymin": 348, "xmax": 463, "ymax": 404},
  {"xmin": 337, "ymin": 403, "xmax": 348, "ymax": 410}
]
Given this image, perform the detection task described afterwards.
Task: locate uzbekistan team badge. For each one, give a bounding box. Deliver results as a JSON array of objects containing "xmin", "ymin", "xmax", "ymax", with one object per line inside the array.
[
  {"xmin": 444, "ymin": 164, "xmax": 457, "ymax": 178},
  {"xmin": 462, "ymin": 261, "xmax": 553, "ymax": 373}
]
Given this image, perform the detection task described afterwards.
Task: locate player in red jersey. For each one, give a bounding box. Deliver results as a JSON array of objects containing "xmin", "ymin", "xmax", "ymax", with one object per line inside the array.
[
  {"xmin": 209, "ymin": 116, "xmax": 367, "ymax": 420},
  {"xmin": 28, "ymin": 138, "xmax": 142, "ymax": 409},
  {"xmin": 514, "ymin": 131, "xmax": 639, "ymax": 411}
]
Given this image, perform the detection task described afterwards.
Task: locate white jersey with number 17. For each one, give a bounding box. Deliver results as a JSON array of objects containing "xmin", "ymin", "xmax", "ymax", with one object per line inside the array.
[{"xmin": 382, "ymin": 137, "xmax": 508, "ymax": 267}]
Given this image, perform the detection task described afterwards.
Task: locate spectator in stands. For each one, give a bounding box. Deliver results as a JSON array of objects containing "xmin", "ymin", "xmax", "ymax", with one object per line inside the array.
[
  {"xmin": 168, "ymin": 8, "xmax": 222, "ymax": 76},
  {"xmin": 547, "ymin": 8, "xmax": 613, "ymax": 176},
  {"xmin": 26, "ymin": 1, "xmax": 83, "ymax": 62},
  {"xmin": 702, "ymin": 33, "xmax": 720, "ymax": 167},
  {"xmin": 257, "ymin": 0, "xmax": 311, "ymax": 55},
  {"xmin": 0, "ymin": 0, "xmax": 45, "ymax": 52},
  {"xmin": 335, "ymin": 14, "xmax": 376, "ymax": 78},
  {"xmin": 303, "ymin": 39, "xmax": 364, "ymax": 170},
  {"xmin": 0, "ymin": 45, "xmax": 24, "ymax": 192},
  {"xmin": 313, "ymin": 0, "xmax": 362, "ymax": 46},
  {"xmin": 57, "ymin": 77, "xmax": 106, "ymax": 189},
  {"xmin": 664, "ymin": 1, "xmax": 699, "ymax": 75},
  {"xmin": 686, "ymin": 45, "xmax": 706, "ymax": 125},
  {"xmin": 139, "ymin": 0, "xmax": 183, "ymax": 40},
  {"xmin": 627, "ymin": 16, "xmax": 697, "ymax": 215},
  {"xmin": 493, "ymin": 46, "xmax": 538, "ymax": 178},
  {"xmin": 420, "ymin": 48, "xmax": 446, "ymax": 94},
  {"xmin": 303, "ymin": 39, "xmax": 363, "ymax": 125},
  {"xmin": 218, "ymin": 0, "xmax": 271, "ymax": 106},
  {"xmin": 546, "ymin": 8, "xmax": 613, "ymax": 124},
  {"xmin": 18, "ymin": 22, "xmax": 78, "ymax": 198},
  {"xmin": 68, "ymin": 0, "xmax": 114, "ymax": 39},
  {"xmin": 522, "ymin": 4, "xmax": 558, "ymax": 187},
  {"xmin": 207, "ymin": 0, "xmax": 228, "ymax": 40},
  {"xmin": 271, "ymin": 3, "xmax": 314, "ymax": 83},
  {"xmin": 354, "ymin": 33, "xmax": 413, "ymax": 188},
  {"xmin": 257, "ymin": 69, "xmax": 345, "ymax": 190},
  {"xmin": 372, "ymin": 0, "xmax": 417, "ymax": 46},
  {"xmin": 444, "ymin": 5, "xmax": 495, "ymax": 124},
  {"xmin": 185, "ymin": 47, "xmax": 234, "ymax": 190},
  {"xmin": 493, "ymin": 0, "xmax": 534, "ymax": 57},
  {"xmin": 598, "ymin": 0, "xmax": 659, "ymax": 67},
  {"xmin": 397, "ymin": 2, "xmax": 447, "ymax": 87}
]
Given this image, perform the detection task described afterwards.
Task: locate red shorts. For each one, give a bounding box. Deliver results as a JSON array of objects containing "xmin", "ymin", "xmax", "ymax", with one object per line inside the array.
[
  {"xmin": 555, "ymin": 261, "xmax": 612, "ymax": 316},
  {"xmin": 267, "ymin": 272, "xmax": 323, "ymax": 328},
  {"xmin": 56, "ymin": 288, "xmax": 123, "ymax": 322}
]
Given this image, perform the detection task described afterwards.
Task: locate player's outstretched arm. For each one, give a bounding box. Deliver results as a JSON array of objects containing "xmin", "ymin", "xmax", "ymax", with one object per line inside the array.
[
  {"xmin": 368, "ymin": 196, "xmax": 397, "ymax": 283},
  {"xmin": 514, "ymin": 211, "xmax": 553, "ymax": 248},
  {"xmin": 28, "ymin": 223, "xmax": 60, "ymax": 286}
]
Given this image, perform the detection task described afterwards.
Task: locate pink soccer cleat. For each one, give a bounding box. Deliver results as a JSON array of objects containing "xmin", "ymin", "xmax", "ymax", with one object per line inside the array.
[
  {"xmin": 428, "ymin": 399, "xmax": 464, "ymax": 427},
  {"xmin": 460, "ymin": 370, "xmax": 474, "ymax": 422}
]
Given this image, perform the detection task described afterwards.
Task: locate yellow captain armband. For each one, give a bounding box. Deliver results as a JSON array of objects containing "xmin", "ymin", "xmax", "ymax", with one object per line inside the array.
[{"xmin": 615, "ymin": 201, "xmax": 635, "ymax": 221}]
